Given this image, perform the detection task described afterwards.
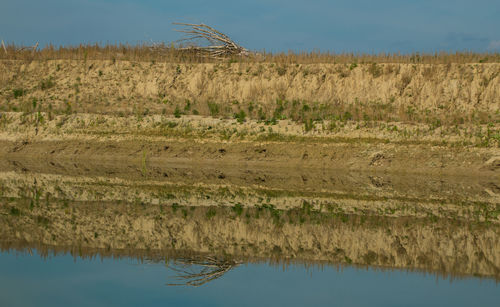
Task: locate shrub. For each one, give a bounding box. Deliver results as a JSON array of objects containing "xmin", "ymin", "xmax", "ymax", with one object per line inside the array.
[
  {"xmin": 174, "ymin": 106, "xmax": 182, "ymax": 118},
  {"xmin": 40, "ymin": 76, "xmax": 56, "ymax": 90},
  {"xmin": 207, "ymin": 101, "xmax": 220, "ymax": 116},
  {"xmin": 276, "ymin": 66, "xmax": 287, "ymax": 76},
  {"xmin": 398, "ymin": 73, "xmax": 412, "ymax": 93},
  {"xmin": 13, "ymin": 88, "xmax": 25, "ymax": 98},
  {"xmin": 184, "ymin": 100, "xmax": 191, "ymax": 111},
  {"xmin": 343, "ymin": 111, "xmax": 353, "ymax": 121},
  {"xmin": 206, "ymin": 207, "xmax": 217, "ymax": 219},
  {"xmin": 234, "ymin": 110, "xmax": 246, "ymax": 123},
  {"xmin": 368, "ymin": 63, "xmax": 382, "ymax": 78},
  {"xmin": 304, "ymin": 118, "xmax": 314, "ymax": 132}
]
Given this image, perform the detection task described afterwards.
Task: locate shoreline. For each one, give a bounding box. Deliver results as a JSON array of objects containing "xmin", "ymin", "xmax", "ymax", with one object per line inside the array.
[{"xmin": 0, "ymin": 112, "xmax": 498, "ymax": 177}]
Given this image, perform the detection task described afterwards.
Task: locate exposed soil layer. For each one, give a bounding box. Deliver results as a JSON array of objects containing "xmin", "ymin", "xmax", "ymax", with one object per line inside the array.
[
  {"xmin": 2, "ymin": 137, "xmax": 499, "ymax": 175},
  {"xmin": 0, "ymin": 112, "xmax": 499, "ymax": 176}
]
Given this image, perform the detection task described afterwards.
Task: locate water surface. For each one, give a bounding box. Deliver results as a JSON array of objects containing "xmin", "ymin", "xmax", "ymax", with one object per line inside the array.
[{"xmin": 1, "ymin": 249, "xmax": 498, "ymax": 307}]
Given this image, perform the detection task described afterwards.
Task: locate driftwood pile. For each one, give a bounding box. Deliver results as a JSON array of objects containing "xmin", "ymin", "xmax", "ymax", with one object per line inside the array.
[
  {"xmin": 1, "ymin": 40, "xmax": 38, "ymax": 54},
  {"xmin": 173, "ymin": 22, "xmax": 250, "ymax": 59},
  {"xmin": 1, "ymin": 23, "xmax": 247, "ymax": 60}
]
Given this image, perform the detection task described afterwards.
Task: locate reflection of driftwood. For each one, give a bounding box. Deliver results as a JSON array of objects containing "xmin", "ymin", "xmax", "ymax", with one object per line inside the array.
[
  {"xmin": 173, "ymin": 22, "xmax": 249, "ymax": 59},
  {"xmin": 166, "ymin": 256, "xmax": 242, "ymax": 287}
]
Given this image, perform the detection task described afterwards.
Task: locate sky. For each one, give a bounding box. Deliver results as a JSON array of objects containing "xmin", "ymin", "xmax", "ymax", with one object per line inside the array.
[{"xmin": 1, "ymin": 0, "xmax": 499, "ymax": 53}]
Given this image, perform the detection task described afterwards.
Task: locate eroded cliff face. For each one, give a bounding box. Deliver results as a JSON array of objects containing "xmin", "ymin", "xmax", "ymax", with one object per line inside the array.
[{"xmin": 1, "ymin": 60, "xmax": 498, "ymax": 121}]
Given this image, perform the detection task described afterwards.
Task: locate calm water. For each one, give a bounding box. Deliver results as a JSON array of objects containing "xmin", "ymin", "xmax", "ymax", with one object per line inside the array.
[{"xmin": 0, "ymin": 250, "xmax": 498, "ymax": 307}]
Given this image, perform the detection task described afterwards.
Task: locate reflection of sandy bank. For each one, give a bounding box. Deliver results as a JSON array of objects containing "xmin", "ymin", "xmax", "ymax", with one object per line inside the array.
[
  {"xmin": 0, "ymin": 159, "xmax": 499, "ymax": 223},
  {"xmin": 1, "ymin": 198, "xmax": 499, "ymax": 281},
  {"xmin": 1, "ymin": 158, "xmax": 498, "ymax": 280}
]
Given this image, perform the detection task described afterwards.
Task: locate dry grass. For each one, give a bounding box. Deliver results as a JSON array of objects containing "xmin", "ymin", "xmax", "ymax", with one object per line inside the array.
[
  {"xmin": 1, "ymin": 60, "xmax": 498, "ymax": 127},
  {"xmin": 1, "ymin": 43, "xmax": 499, "ymax": 64},
  {"xmin": 1, "ymin": 44, "xmax": 498, "ymax": 129}
]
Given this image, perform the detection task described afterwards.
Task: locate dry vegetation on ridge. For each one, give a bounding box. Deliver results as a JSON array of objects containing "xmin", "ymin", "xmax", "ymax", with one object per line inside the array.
[{"xmin": 1, "ymin": 43, "xmax": 499, "ymax": 63}]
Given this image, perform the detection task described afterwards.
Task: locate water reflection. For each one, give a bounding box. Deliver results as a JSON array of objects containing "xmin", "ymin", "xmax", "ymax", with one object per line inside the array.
[
  {"xmin": 0, "ymin": 248, "xmax": 499, "ymax": 307},
  {"xmin": 0, "ymin": 158, "xmax": 499, "ymax": 290},
  {"xmin": 165, "ymin": 255, "xmax": 242, "ymax": 287},
  {"xmin": 1, "ymin": 198, "xmax": 499, "ymax": 281}
]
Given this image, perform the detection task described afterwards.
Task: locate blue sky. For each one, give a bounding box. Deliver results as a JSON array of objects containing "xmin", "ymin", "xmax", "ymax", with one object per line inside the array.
[{"xmin": 1, "ymin": 0, "xmax": 499, "ymax": 53}]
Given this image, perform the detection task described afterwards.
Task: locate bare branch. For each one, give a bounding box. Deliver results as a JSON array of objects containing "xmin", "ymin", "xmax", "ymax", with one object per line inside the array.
[
  {"xmin": 6, "ymin": 42, "xmax": 39, "ymax": 54},
  {"xmin": 1, "ymin": 40, "xmax": 7, "ymax": 54},
  {"xmin": 173, "ymin": 22, "xmax": 249, "ymax": 59}
]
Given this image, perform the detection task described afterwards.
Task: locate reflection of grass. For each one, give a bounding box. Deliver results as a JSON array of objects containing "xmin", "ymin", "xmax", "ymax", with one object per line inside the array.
[
  {"xmin": 9, "ymin": 207, "xmax": 21, "ymax": 216},
  {"xmin": 0, "ymin": 192, "xmax": 499, "ymax": 272},
  {"xmin": 36, "ymin": 215, "xmax": 50, "ymax": 227},
  {"xmin": 7, "ymin": 196, "xmax": 494, "ymax": 229},
  {"xmin": 4, "ymin": 173, "xmax": 499, "ymax": 223},
  {"xmin": 2, "ymin": 196, "xmax": 497, "ymax": 280}
]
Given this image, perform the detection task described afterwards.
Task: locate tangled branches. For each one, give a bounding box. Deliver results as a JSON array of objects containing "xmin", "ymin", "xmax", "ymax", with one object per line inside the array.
[
  {"xmin": 166, "ymin": 255, "xmax": 242, "ymax": 287},
  {"xmin": 173, "ymin": 22, "xmax": 249, "ymax": 59},
  {"xmin": 1, "ymin": 40, "xmax": 38, "ymax": 54}
]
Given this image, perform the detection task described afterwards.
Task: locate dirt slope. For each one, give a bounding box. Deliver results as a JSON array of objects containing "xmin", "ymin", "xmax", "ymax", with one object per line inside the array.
[{"xmin": 1, "ymin": 60, "xmax": 499, "ymax": 121}]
